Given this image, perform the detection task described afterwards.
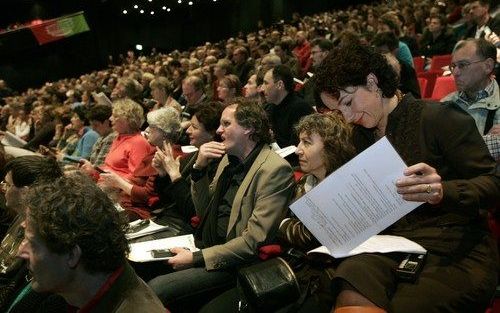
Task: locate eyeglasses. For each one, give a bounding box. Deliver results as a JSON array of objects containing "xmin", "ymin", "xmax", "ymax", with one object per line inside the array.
[
  {"xmin": 145, "ymin": 125, "xmax": 166, "ymax": 135},
  {"xmin": 449, "ymin": 59, "xmax": 485, "ymax": 72},
  {"xmin": 0, "ymin": 180, "xmax": 12, "ymax": 191}
]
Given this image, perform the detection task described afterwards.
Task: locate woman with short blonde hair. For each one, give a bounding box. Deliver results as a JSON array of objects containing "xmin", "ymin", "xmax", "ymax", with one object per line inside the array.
[
  {"xmin": 111, "ymin": 98, "xmax": 145, "ymax": 132},
  {"xmin": 83, "ymin": 98, "xmax": 156, "ymax": 220}
]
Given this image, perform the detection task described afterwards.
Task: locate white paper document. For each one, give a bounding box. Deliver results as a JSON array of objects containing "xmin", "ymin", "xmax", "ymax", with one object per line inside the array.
[
  {"xmin": 1, "ymin": 131, "xmax": 27, "ymax": 148},
  {"xmin": 128, "ymin": 234, "xmax": 199, "ymax": 262},
  {"xmin": 181, "ymin": 145, "xmax": 198, "ymax": 154},
  {"xmin": 92, "ymin": 92, "xmax": 113, "ymax": 106},
  {"xmin": 276, "ymin": 145, "xmax": 297, "ymax": 158},
  {"xmin": 4, "ymin": 146, "xmax": 39, "ymax": 157},
  {"xmin": 290, "ymin": 137, "xmax": 423, "ymax": 258},
  {"xmin": 308, "ymin": 235, "xmax": 427, "ymax": 258},
  {"xmin": 125, "ymin": 219, "xmax": 171, "ymax": 240}
]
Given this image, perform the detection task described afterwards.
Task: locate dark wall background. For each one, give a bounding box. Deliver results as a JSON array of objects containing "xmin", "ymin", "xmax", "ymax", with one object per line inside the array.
[{"xmin": 0, "ymin": 0, "xmax": 356, "ymax": 92}]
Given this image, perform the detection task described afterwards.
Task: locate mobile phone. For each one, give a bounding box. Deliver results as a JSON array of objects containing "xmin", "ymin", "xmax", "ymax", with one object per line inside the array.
[
  {"xmin": 394, "ymin": 253, "xmax": 426, "ymax": 283},
  {"xmin": 150, "ymin": 249, "xmax": 175, "ymax": 258},
  {"xmin": 94, "ymin": 166, "xmax": 107, "ymax": 174},
  {"xmin": 65, "ymin": 158, "xmax": 81, "ymax": 164}
]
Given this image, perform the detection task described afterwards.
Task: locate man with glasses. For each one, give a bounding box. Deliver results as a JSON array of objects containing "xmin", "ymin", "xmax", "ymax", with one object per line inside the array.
[
  {"xmin": 181, "ymin": 75, "xmax": 207, "ymax": 118},
  {"xmin": 442, "ymin": 38, "xmax": 499, "ymax": 160},
  {"xmin": 299, "ymin": 38, "xmax": 334, "ymax": 109},
  {"xmin": 232, "ymin": 46, "xmax": 253, "ymax": 84},
  {"xmin": 310, "ymin": 38, "xmax": 333, "ymax": 69}
]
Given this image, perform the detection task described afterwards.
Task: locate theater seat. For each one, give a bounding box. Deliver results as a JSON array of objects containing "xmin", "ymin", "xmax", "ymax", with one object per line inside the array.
[
  {"xmin": 417, "ymin": 71, "xmax": 440, "ymax": 99},
  {"xmin": 413, "ymin": 56, "xmax": 425, "ymax": 73},
  {"xmin": 430, "ymin": 76, "xmax": 456, "ymax": 100},
  {"xmin": 429, "ymin": 54, "xmax": 452, "ymax": 74},
  {"xmin": 417, "ymin": 77, "xmax": 428, "ymax": 99}
]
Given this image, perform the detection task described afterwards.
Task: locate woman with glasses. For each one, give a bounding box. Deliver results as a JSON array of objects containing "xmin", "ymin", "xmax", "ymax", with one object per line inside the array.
[
  {"xmin": 99, "ymin": 106, "xmax": 181, "ymax": 221},
  {"xmin": 313, "ymin": 43, "xmax": 499, "ymax": 313}
]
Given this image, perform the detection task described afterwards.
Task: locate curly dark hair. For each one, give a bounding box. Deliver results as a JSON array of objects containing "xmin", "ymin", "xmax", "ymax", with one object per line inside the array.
[
  {"xmin": 230, "ymin": 97, "xmax": 272, "ymax": 144},
  {"xmin": 25, "ymin": 173, "xmax": 129, "ymax": 274},
  {"xmin": 313, "ymin": 44, "xmax": 399, "ymax": 98},
  {"xmin": 295, "ymin": 112, "xmax": 356, "ymax": 175}
]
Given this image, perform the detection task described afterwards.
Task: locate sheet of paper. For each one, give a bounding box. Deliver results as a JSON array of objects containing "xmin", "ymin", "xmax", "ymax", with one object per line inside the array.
[
  {"xmin": 1, "ymin": 131, "xmax": 27, "ymax": 148},
  {"xmin": 308, "ymin": 235, "xmax": 426, "ymax": 258},
  {"xmin": 125, "ymin": 219, "xmax": 171, "ymax": 240},
  {"xmin": 92, "ymin": 92, "xmax": 113, "ymax": 106},
  {"xmin": 128, "ymin": 234, "xmax": 199, "ymax": 262},
  {"xmin": 4, "ymin": 146, "xmax": 40, "ymax": 158},
  {"xmin": 276, "ymin": 145, "xmax": 297, "ymax": 158},
  {"xmin": 181, "ymin": 145, "xmax": 198, "ymax": 154},
  {"xmin": 290, "ymin": 137, "xmax": 422, "ymax": 258},
  {"xmin": 114, "ymin": 203, "xmax": 125, "ymax": 212}
]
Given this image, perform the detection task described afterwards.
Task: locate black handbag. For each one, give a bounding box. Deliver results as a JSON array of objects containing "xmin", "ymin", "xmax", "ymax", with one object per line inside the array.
[{"xmin": 237, "ymin": 257, "xmax": 300, "ymax": 312}]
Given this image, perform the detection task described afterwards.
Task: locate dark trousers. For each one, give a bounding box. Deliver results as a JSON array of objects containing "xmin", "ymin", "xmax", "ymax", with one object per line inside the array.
[{"xmin": 149, "ymin": 267, "xmax": 236, "ymax": 312}]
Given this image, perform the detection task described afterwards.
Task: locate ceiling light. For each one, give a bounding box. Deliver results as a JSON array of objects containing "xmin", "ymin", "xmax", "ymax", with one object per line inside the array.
[
  {"xmin": 150, "ymin": 11, "xmax": 155, "ymax": 15},
  {"xmin": 123, "ymin": 9, "xmax": 128, "ymax": 14},
  {"xmin": 140, "ymin": 9, "xmax": 144, "ymax": 13},
  {"xmin": 162, "ymin": 6, "xmax": 167, "ymax": 10},
  {"xmin": 133, "ymin": 4, "xmax": 138, "ymax": 9},
  {"xmin": 188, "ymin": 1, "xmax": 193, "ymax": 5},
  {"xmin": 167, "ymin": 8, "xmax": 171, "ymax": 11}
]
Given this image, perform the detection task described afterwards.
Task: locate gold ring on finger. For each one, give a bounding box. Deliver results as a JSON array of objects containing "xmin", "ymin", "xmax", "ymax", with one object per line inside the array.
[{"xmin": 425, "ymin": 184, "xmax": 432, "ymax": 194}]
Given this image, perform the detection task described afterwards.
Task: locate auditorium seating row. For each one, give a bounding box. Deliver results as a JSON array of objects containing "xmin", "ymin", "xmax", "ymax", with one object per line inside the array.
[{"xmin": 414, "ymin": 54, "xmax": 458, "ymax": 100}]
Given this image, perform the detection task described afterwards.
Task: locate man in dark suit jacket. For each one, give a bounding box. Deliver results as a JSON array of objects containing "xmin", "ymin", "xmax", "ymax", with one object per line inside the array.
[{"xmin": 262, "ymin": 65, "xmax": 314, "ymax": 149}]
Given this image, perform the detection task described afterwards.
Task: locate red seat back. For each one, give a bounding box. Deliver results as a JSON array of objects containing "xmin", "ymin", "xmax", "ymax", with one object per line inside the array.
[
  {"xmin": 417, "ymin": 71, "xmax": 440, "ymax": 98},
  {"xmin": 430, "ymin": 54, "xmax": 452, "ymax": 73},
  {"xmin": 430, "ymin": 76, "xmax": 456, "ymax": 100},
  {"xmin": 418, "ymin": 77, "xmax": 428, "ymax": 98},
  {"xmin": 413, "ymin": 56, "xmax": 425, "ymax": 73}
]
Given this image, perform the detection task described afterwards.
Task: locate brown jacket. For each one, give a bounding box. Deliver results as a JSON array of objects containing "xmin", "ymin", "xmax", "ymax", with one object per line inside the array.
[{"xmin": 192, "ymin": 145, "xmax": 295, "ymax": 271}]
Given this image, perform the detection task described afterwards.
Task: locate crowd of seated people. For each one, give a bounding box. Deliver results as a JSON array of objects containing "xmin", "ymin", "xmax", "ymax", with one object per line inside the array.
[{"xmin": 0, "ymin": 0, "xmax": 499, "ymax": 312}]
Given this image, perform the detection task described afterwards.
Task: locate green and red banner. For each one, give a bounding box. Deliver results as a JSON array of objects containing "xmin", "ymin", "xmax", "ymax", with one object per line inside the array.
[{"xmin": 30, "ymin": 12, "xmax": 90, "ymax": 45}]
